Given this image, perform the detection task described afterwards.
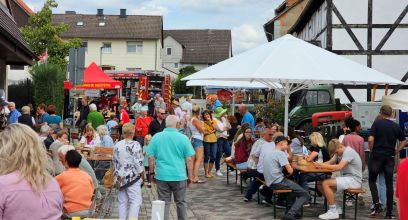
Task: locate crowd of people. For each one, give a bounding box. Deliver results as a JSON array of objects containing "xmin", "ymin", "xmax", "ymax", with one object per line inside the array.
[{"xmin": 0, "ymin": 89, "xmax": 408, "ymax": 220}]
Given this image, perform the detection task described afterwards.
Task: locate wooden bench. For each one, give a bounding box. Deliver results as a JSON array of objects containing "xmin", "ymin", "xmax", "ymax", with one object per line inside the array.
[
  {"xmin": 342, "ymin": 188, "xmax": 365, "ymax": 220},
  {"xmin": 255, "ymin": 177, "xmax": 295, "ymax": 219},
  {"xmin": 225, "ymin": 162, "xmax": 247, "ymax": 194}
]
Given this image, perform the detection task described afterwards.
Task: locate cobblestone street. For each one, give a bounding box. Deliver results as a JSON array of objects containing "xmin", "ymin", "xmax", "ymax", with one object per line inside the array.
[{"xmin": 106, "ymin": 167, "xmax": 399, "ymax": 220}]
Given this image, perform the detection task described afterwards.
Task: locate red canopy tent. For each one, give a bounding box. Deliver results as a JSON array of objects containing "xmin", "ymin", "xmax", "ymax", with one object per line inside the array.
[{"xmin": 64, "ymin": 62, "xmax": 122, "ymax": 89}]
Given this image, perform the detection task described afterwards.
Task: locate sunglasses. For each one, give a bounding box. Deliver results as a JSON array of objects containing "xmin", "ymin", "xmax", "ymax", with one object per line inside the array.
[{"xmin": 159, "ymin": 112, "xmax": 166, "ymax": 115}]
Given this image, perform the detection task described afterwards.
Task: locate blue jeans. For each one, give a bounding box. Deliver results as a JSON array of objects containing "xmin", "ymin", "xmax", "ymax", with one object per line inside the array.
[
  {"xmin": 298, "ymin": 172, "xmax": 330, "ymax": 191},
  {"xmin": 215, "ymin": 138, "xmax": 231, "ymax": 170},
  {"xmin": 204, "ymin": 142, "xmax": 217, "ymax": 163},
  {"xmin": 378, "ymin": 172, "xmax": 386, "ymax": 205},
  {"xmin": 270, "ymin": 178, "xmax": 310, "ymax": 216}
]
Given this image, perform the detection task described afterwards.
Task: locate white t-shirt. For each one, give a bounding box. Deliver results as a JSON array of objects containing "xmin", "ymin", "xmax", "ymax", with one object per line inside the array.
[
  {"xmin": 255, "ymin": 141, "xmax": 276, "ymax": 173},
  {"xmin": 215, "ymin": 117, "xmax": 228, "ymax": 137}
]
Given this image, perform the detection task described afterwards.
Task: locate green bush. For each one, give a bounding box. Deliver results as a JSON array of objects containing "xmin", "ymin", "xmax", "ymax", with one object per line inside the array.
[
  {"xmin": 254, "ymin": 100, "xmax": 285, "ymax": 126},
  {"xmin": 30, "ymin": 64, "xmax": 65, "ymax": 115}
]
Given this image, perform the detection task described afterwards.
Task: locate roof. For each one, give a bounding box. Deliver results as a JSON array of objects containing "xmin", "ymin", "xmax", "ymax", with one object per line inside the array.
[
  {"xmin": 164, "ymin": 29, "xmax": 231, "ymax": 64},
  {"xmin": 52, "ymin": 13, "xmax": 163, "ymax": 40},
  {"xmin": 14, "ymin": 0, "xmax": 33, "ymax": 15},
  {"xmin": 0, "ymin": 6, "xmax": 36, "ymax": 63},
  {"xmin": 288, "ymin": 0, "xmax": 325, "ymax": 34}
]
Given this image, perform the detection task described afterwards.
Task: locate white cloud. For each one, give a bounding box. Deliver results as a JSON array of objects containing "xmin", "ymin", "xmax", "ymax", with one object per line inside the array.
[
  {"xmin": 232, "ymin": 24, "xmax": 266, "ymax": 55},
  {"xmin": 131, "ymin": 3, "xmax": 169, "ymax": 16}
]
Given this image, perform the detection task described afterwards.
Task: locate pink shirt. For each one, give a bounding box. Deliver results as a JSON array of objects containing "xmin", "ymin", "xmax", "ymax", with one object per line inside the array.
[
  {"xmin": 0, "ymin": 172, "xmax": 63, "ymax": 220},
  {"xmin": 342, "ymin": 133, "xmax": 365, "ymax": 170}
]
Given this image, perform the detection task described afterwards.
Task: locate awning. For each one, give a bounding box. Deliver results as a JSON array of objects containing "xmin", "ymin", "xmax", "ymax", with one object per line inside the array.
[{"xmin": 64, "ymin": 62, "xmax": 122, "ymax": 89}]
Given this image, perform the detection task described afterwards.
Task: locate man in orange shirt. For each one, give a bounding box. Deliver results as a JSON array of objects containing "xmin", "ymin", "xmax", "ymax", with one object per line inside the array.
[{"xmin": 56, "ymin": 150, "xmax": 94, "ymax": 218}]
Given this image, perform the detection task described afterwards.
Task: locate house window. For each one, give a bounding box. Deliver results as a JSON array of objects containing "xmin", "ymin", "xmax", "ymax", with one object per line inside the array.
[
  {"xmin": 174, "ymin": 63, "xmax": 179, "ymax": 68},
  {"xmin": 101, "ymin": 42, "xmax": 111, "ymax": 54},
  {"xmin": 82, "ymin": 41, "xmax": 88, "ymax": 52},
  {"xmin": 166, "ymin": 47, "xmax": 172, "ymax": 55},
  {"xmin": 127, "ymin": 41, "xmax": 143, "ymax": 53}
]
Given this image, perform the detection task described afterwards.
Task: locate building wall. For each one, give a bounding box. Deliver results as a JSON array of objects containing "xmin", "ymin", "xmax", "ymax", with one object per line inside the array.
[
  {"xmin": 296, "ymin": 1, "xmax": 327, "ymax": 47},
  {"xmin": 162, "ymin": 36, "xmax": 183, "ymax": 72},
  {"xmin": 0, "ymin": 59, "xmax": 7, "ymax": 98},
  {"xmin": 293, "ymin": 0, "xmax": 408, "ymax": 103},
  {"xmin": 274, "ymin": 0, "xmax": 310, "ymax": 39},
  {"xmin": 83, "ymin": 38, "xmax": 162, "ymax": 71}
]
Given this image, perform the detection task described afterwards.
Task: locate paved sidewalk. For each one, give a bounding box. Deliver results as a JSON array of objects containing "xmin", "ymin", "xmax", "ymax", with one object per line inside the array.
[{"xmin": 108, "ymin": 168, "xmax": 399, "ymax": 220}]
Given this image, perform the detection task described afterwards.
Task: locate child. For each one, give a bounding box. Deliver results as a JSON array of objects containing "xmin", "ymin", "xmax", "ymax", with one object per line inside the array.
[
  {"xmin": 143, "ymin": 134, "xmax": 153, "ymax": 187},
  {"xmin": 106, "ymin": 114, "xmax": 118, "ymax": 134}
]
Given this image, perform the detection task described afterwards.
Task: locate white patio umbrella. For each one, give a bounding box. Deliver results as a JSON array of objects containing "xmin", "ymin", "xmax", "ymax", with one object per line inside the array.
[
  {"xmin": 186, "ymin": 79, "xmax": 271, "ymax": 114},
  {"xmin": 183, "ymin": 34, "xmax": 403, "ymax": 135},
  {"xmin": 382, "ymin": 90, "xmax": 408, "ymax": 112}
]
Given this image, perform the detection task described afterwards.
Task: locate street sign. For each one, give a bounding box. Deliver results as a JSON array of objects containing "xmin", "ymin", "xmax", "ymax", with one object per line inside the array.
[{"xmin": 68, "ymin": 47, "xmax": 85, "ymax": 86}]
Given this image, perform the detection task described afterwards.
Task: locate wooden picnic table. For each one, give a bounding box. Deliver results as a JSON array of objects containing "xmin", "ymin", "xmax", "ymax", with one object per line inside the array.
[{"xmin": 293, "ymin": 162, "xmax": 334, "ymax": 174}]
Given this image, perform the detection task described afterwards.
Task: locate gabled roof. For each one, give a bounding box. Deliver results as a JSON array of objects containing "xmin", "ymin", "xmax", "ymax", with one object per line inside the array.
[
  {"xmin": 0, "ymin": 5, "xmax": 36, "ymax": 64},
  {"xmin": 52, "ymin": 13, "xmax": 163, "ymax": 40},
  {"xmin": 14, "ymin": 0, "xmax": 33, "ymax": 15},
  {"xmin": 164, "ymin": 29, "xmax": 231, "ymax": 64},
  {"xmin": 288, "ymin": 0, "xmax": 325, "ymax": 34}
]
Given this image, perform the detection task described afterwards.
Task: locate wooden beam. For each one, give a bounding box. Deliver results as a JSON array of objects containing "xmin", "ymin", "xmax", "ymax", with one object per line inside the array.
[
  {"xmin": 332, "ymin": 4, "xmax": 364, "ymax": 50},
  {"xmin": 332, "ymin": 24, "xmax": 408, "ymax": 28},
  {"xmin": 367, "ymin": 0, "xmax": 373, "ymax": 102},
  {"xmin": 312, "ymin": 26, "xmax": 327, "ymax": 41},
  {"xmin": 326, "ymin": 0, "xmax": 333, "ymax": 51},
  {"xmin": 332, "ymin": 50, "xmax": 408, "ymax": 55},
  {"xmin": 338, "ymin": 84, "xmax": 355, "ymax": 102},
  {"xmin": 375, "ymin": 5, "xmax": 408, "ymax": 50},
  {"xmin": 391, "ymin": 71, "xmax": 408, "ymax": 94}
]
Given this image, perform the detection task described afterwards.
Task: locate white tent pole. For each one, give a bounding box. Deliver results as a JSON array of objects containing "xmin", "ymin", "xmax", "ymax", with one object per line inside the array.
[
  {"xmin": 284, "ymin": 82, "xmax": 290, "ymax": 136},
  {"xmin": 232, "ymin": 88, "xmax": 235, "ymax": 115}
]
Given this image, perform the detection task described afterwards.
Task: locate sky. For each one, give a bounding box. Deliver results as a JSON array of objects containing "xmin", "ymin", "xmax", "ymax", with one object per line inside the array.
[{"xmin": 24, "ymin": 0, "xmax": 284, "ymax": 55}]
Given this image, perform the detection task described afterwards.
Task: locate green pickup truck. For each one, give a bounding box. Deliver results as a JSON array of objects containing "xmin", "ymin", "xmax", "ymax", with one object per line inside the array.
[{"xmin": 289, "ymin": 85, "xmax": 348, "ymax": 133}]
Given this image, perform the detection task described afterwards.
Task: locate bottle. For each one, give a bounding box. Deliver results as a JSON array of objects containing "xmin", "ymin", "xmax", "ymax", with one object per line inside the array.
[{"xmin": 317, "ymin": 149, "xmax": 323, "ymax": 163}]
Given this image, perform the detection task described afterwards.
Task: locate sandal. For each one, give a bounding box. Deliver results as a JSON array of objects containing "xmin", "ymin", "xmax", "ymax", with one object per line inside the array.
[{"xmin": 193, "ymin": 179, "xmax": 206, "ymax": 184}]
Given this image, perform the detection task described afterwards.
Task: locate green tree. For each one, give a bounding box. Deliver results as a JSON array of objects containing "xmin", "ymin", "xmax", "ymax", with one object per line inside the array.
[
  {"xmin": 172, "ymin": 66, "xmax": 201, "ymax": 96},
  {"xmin": 20, "ymin": 0, "xmax": 81, "ymax": 66},
  {"xmin": 30, "ymin": 64, "xmax": 65, "ymax": 115}
]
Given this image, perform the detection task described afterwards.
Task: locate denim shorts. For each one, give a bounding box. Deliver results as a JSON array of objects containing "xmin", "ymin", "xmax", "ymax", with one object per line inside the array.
[{"xmin": 191, "ymin": 138, "xmax": 204, "ymax": 148}]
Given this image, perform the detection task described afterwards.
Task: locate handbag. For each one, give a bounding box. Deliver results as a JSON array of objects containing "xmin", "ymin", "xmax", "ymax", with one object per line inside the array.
[{"xmin": 103, "ymin": 167, "xmax": 115, "ymax": 189}]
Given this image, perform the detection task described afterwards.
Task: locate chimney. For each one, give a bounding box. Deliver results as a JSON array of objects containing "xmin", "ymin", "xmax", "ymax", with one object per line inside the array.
[
  {"xmin": 120, "ymin": 9, "xmax": 127, "ymax": 18},
  {"xmin": 65, "ymin": 11, "xmax": 76, "ymax": 14},
  {"xmin": 97, "ymin": 9, "xmax": 104, "ymax": 17}
]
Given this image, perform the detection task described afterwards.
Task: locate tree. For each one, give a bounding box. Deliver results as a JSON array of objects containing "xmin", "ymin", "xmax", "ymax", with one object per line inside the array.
[
  {"xmin": 172, "ymin": 66, "xmax": 201, "ymax": 96},
  {"xmin": 20, "ymin": 0, "xmax": 81, "ymax": 66},
  {"xmin": 30, "ymin": 64, "xmax": 65, "ymax": 115}
]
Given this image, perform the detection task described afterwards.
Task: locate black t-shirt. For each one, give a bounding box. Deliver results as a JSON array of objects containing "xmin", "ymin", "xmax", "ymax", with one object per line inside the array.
[
  {"xmin": 310, "ymin": 146, "xmax": 330, "ymax": 162},
  {"xmin": 370, "ymin": 118, "xmax": 405, "ymax": 157}
]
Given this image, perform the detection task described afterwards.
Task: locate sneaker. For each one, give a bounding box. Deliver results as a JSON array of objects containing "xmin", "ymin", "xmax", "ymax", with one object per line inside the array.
[
  {"xmin": 216, "ymin": 170, "xmax": 223, "ymax": 176},
  {"xmin": 345, "ymin": 200, "xmax": 353, "ymax": 207},
  {"xmin": 243, "ymin": 198, "xmax": 251, "ymax": 202},
  {"xmin": 275, "ymin": 203, "xmax": 286, "ymax": 209},
  {"xmin": 261, "ymin": 199, "xmax": 273, "ymax": 206},
  {"xmin": 370, "ymin": 203, "xmax": 383, "ymax": 217},
  {"xmin": 303, "ymin": 203, "xmax": 310, "ymax": 207},
  {"xmin": 385, "ymin": 214, "xmax": 395, "ymax": 219},
  {"xmin": 318, "ymin": 210, "xmax": 339, "ymax": 219}
]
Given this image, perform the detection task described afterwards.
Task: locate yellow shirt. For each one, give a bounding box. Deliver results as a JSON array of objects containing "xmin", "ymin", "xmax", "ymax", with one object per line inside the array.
[{"xmin": 203, "ymin": 120, "xmax": 217, "ymax": 143}]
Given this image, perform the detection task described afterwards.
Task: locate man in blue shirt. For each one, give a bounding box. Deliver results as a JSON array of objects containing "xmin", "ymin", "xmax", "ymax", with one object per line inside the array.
[
  {"xmin": 7, "ymin": 102, "xmax": 21, "ymax": 124},
  {"xmin": 147, "ymin": 115, "xmax": 195, "ymax": 220},
  {"xmin": 239, "ymin": 104, "xmax": 254, "ymax": 134}
]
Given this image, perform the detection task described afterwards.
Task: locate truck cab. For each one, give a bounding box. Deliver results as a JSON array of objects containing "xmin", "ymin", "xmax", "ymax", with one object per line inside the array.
[{"xmin": 289, "ymin": 85, "xmax": 344, "ymax": 133}]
